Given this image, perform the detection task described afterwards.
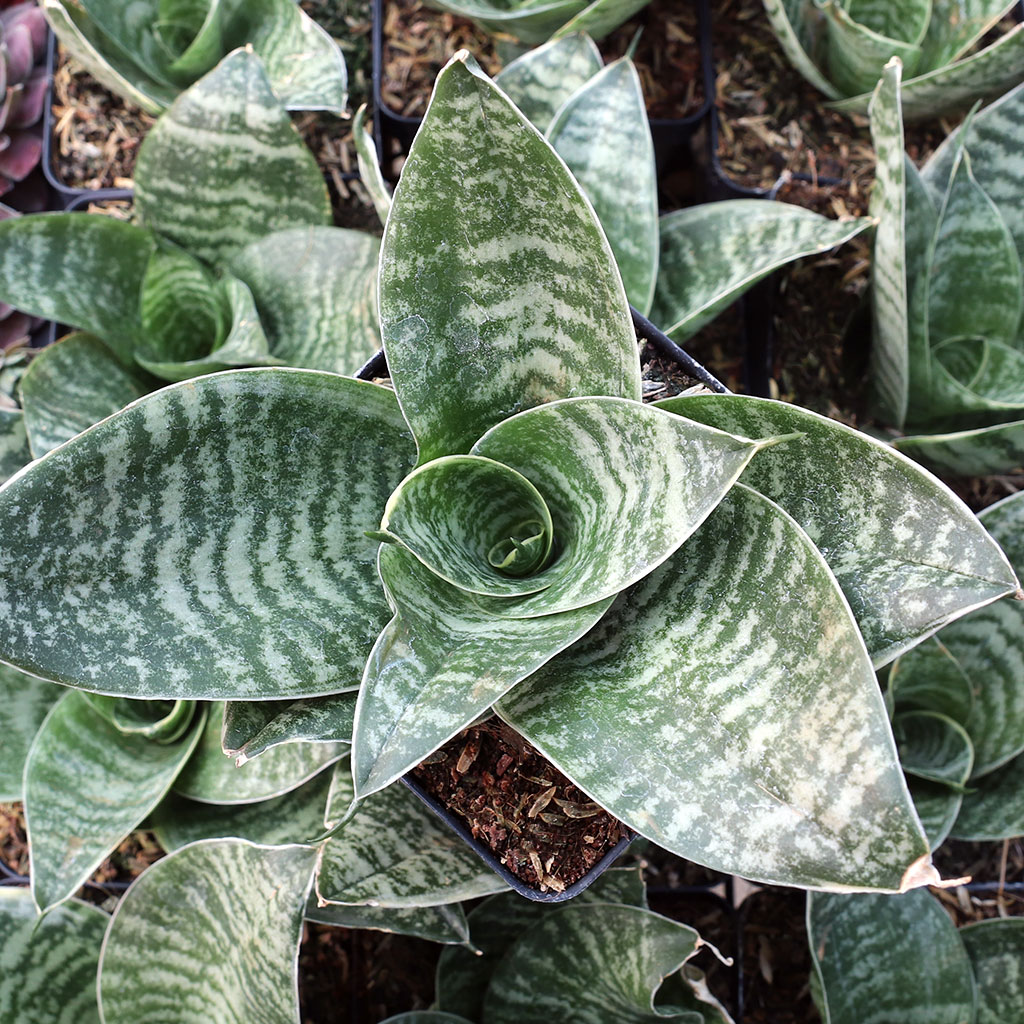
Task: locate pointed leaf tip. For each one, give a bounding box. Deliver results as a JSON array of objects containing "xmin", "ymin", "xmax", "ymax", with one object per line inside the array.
[{"xmin": 898, "ymin": 854, "xmax": 942, "ymax": 892}]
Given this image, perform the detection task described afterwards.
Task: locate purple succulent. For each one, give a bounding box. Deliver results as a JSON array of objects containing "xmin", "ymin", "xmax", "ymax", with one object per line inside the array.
[{"xmin": 0, "ymin": 2, "xmax": 47, "ymax": 196}]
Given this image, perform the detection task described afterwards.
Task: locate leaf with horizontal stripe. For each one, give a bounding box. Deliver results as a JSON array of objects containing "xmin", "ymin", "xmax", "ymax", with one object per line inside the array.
[
  {"xmin": 99, "ymin": 839, "xmax": 318, "ymax": 1024},
  {"xmin": 378, "ymin": 51, "xmax": 639, "ymax": 464},
  {"xmin": 760, "ymin": 0, "xmax": 840, "ymax": 98},
  {"xmin": 887, "ymin": 637, "xmax": 974, "ymax": 724},
  {"xmin": 134, "ymin": 48, "xmax": 331, "ymax": 267},
  {"xmin": 307, "ymin": 897, "xmax": 472, "ymax": 947},
  {"xmin": 651, "ymin": 202, "xmax": 873, "ymax": 342},
  {"xmin": 894, "ymin": 710, "xmax": 974, "ymax": 788},
  {"xmin": 808, "ymin": 890, "xmax": 976, "ymax": 1024},
  {"xmin": 0, "ymin": 888, "xmax": 107, "ymax": 1024},
  {"xmin": 173, "ymin": 702, "xmax": 345, "ymax": 804},
  {"xmin": 0, "ymin": 663, "xmax": 63, "ymax": 802},
  {"xmin": 549, "ymin": 0, "xmax": 652, "ymax": 42},
  {"xmin": 316, "ymin": 761, "xmax": 508, "ymax": 908},
  {"xmin": 152, "ymin": 766, "xmax": 333, "ymax": 850},
  {"xmin": 0, "ymin": 370, "xmax": 415, "ymax": 699},
  {"xmin": 907, "ymin": 777, "xmax": 963, "ymax": 850},
  {"xmin": 500, "ymin": 485, "xmax": 932, "ymax": 892},
  {"xmin": 222, "ymin": 693, "xmax": 357, "ymax": 762},
  {"xmin": 961, "ymin": 919, "xmax": 1024, "ymax": 1024},
  {"xmin": 656, "ymin": 394, "xmax": 1018, "ymax": 667},
  {"xmin": 546, "ymin": 57, "xmax": 658, "ymax": 314},
  {"xmin": 919, "ymin": 0, "xmax": 1018, "ymax": 71},
  {"xmin": 25, "ymin": 691, "xmax": 205, "ymax": 913},
  {"xmin": 415, "ymin": 0, "xmax": 587, "ymax": 44},
  {"xmin": 18, "ymin": 333, "xmax": 156, "ymax": 459},
  {"xmin": 951, "ymin": 748, "xmax": 1024, "ymax": 839},
  {"xmin": 228, "ymin": 226, "xmax": 380, "ymax": 375},
  {"xmin": 894, "ymin": 418, "xmax": 1024, "ymax": 476},
  {"xmin": 0, "ymin": 408, "xmax": 30, "ymax": 485},
  {"xmin": 495, "ymin": 33, "xmax": 602, "ymax": 134}
]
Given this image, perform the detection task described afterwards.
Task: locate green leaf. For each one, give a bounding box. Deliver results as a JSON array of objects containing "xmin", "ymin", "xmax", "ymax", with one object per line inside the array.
[
  {"xmin": 172, "ymin": 702, "xmax": 345, "ymax": 804},
  {"xmin": 907, "ymin": 776, "xmax": 963, "ymax": 850},
  {"xmin": 415, "ymin": 0, "xmax": 588, "ymax": 44},
  {"xmin": 919, "ymin": 1, "xmax": 1018, "ymax": 71},
  {"xmin": 352, "ymin": 104, "xmax": 392, "ymax": 226},
  {"xmin": 831, "ymin": 22, "xmax": 1024, "ymax": 120},
  {"xmin": 316, "ymin": 761, "xmax": 508, "ymax": 908},
  {"xmin": 379, "ymin": 1015, "xmax": 474, "ymax": 1024},
  {"xmin": 436, "ymin": 871, "xmax": 648, "ymax": 1019},
  {"xmin": 0, "ymin": 408, "xmax": 30, "ymax": 485},
  {"xmin": 228, "ymin": 226, "xmax": 381, "ymax": 374},
  {"xmin": 25, "ymin": 691, "xmax": 204, "ymax": 913},
  {"xmin": 760, "ymin": 0, "xmax": 841, "ymax": 98},
  {"xmin": 808, "ymin": 890, "xmax": 977, "ymax": 1024},
  {"xmin": 222, "ymin": 693, "xmax": 357, "ymax": 761},
  {"xmin": 894, "ymin": 710, "xmax": 974, "ymax": 787},
  {"xmin": 0, "ymin": 664, "xmax": 63, "ymax": 802},
  {"xmin": 546, "ymin": 57, "xmax": 658, "ymax": 314},
  {"xmin": 0, "ymin": 370, "xmax": 415, "ymax": 699},
  {"xmin": 961, "ymin": 919, "xmax": 1024, "ymax": 1024},
  {"xmin": 378, "ymin": 51, "xmax": 639, "ymax": 464},
  {"xmin": 99, "ymin": 839, "xmax": 318, "ymax": 1024},
  {"xmin": 651, "ymin": 202, "xmax": 873, "ymax": 343},
  {"xmin": 894, "ymin": 419, "xmax": 1024, "ymax": 476},
  {"xmin": 483, "ymin": 904, "xmax": 705, "ymax": 1023},
  {"xmin": 151, "ymin": 767, "xmax": 333, "ymax": 850},
  {"xmin": 306, "ymin": 899, "xmax": 472, "ymax": 947},
  {"xmin": 841, "ymin": 0, "xmax": 932, "ymax": 43},
  {"xmin": 0, "ymin": 888, "xmax": 107, "ymax": 1024},
  {"xmin": 887, "ymin": 637, "xmax": 974, "ymax": 724},
  {"xmin": 18, "ymin": 333, "xmax": 156, "ymax": 459},
  {"xmin": 951, "ymin": 748, "xmax": 1024, "ymax": 839},
  {"xmin": 500, "ymin": 484, "xmax": 932, "ymax": 893},
  {"xmin": 0, "ymin": 213, "xmax": 154, "ymax": 363},
  {"xmin": 134, "ymin": 48, "xmax": 331, "ymax": 267},
  {"xmin": 657, "ymin": 394, "xmax": 1018, "ymax": 667},
  {"xmin": 549, "ymin": 0, "xmax": 651, "ymax": 42},
  {"xmin": 495, "ymin": 33, "xmax": 603, "ymax": 134}
]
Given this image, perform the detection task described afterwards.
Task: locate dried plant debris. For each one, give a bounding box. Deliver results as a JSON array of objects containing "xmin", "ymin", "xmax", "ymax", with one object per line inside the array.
[
  {"xmin": 382, "ymin": 0, "xmax": 703, "ymax": 121},
  {"xmin": 412, "ymin": 718, "xmax": 630, "ymax": 893}
]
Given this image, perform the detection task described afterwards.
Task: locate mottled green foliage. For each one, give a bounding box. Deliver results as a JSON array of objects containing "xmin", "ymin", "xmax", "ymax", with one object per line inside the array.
[
  {"xmin": 414, "ymin": 0, "xmax": 638, "ymax": 43},
  {"xmin": 0, "ymin": 663, "xmax": 63, "ymax": 801}
]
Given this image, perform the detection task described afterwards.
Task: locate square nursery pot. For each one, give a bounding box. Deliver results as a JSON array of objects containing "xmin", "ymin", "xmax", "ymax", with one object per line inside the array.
[
  {"xmin": 372, "ymin": 0, "xmax": 714, "ymax": 186},
  {"xmin": 358, "ymin": 308, "xmax": 728, "ymax": 903}
]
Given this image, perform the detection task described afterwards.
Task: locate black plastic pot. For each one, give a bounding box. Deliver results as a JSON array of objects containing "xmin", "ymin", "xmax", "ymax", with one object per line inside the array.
[
  {"xmin": 372, "ymin": 0, "xmax": 715, "ymax": 187},
  {"xmin": 40, "ymin": 30, "xmax": 87, "ymax": 209}
]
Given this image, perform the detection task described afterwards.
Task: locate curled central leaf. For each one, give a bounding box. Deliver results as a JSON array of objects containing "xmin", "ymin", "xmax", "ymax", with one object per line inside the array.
[{"xmin": 379, "ymin": 455, "xmax": 555, "ymax": 597}]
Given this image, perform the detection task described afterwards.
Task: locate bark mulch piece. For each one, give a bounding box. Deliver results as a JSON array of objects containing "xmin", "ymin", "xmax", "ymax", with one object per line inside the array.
[{"xmin": 412, "ymin": 717, "xmax": 630, "ymax": 895}]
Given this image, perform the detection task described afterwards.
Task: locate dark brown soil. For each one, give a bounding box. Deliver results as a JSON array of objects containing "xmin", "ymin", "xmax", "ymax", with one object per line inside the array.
[{"xmin": 411, "ymin": 718, "xmax": 630, "ymax": 894}]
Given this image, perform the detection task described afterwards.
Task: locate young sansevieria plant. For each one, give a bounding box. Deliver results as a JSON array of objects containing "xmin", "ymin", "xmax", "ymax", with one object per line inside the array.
[
  {"xmin": 0, "ymin": 48, "xmax": 1019, "ymax": 1020},
  {"xmin": 764, "ymin": 0, "xmax": 1024, "ymax": 120},
  {"xmin": 41, "ymin": 0, "xmax": 347, "ymax": 115},
  {"xmin": 868, "ymin": 61, "xmax": 1024, "ymax": 477}
]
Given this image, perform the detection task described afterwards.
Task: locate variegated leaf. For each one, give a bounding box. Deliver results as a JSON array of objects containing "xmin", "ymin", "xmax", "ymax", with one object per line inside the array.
[
  {"xmin": 546, "ymin": 57, "xmax": 658, "ymax": 314},
  {"xmin": 379, "ymin": 1016, "xmax": 473, "ymax": 1024},
  {"xmin": 306, "ymin": 898, "xmax": 472, "ymax": 947},
  {"xmin": 81, "ymin": 695, "xmax": 196, "ymax": 742},
  {"xmin": 831, "ymin": 22, "xmax": 1024, "ymax": 120},
  {"xmin": 316, "ymin": 760, "xmax": 508, "ymax": 908},
  {"xmin": 495, "ymin": 33, "xmax": 603, "ymax": 134},
  {"xmin": 894, "ymin": 710, "xmax": 974, "ymax": 787},
  {"xmin": 919, "ymin": 1, "xmax": 1018, "ymax": 70},
  {"xmin": 922, "ymin": 78, "xmax": 1024, "ymax": 259},
  {"xmin": 436, "ymin": 871, "xmax": 648, "ymax": 1019},
  {"xmin": 18, "ymin": 333, "xmax": 156, "ymax": 459},
  {"xmin": 907, "ymin": 777, "xmax": 962, "ymax": 850},
  {"xmin": 0, "ymin": 888, "xmax": 107, "ymax": 1024},
  {"xmin": 228, "ymin": 226, "xmax": 381, "ymax": 374},
  {"xmin": 657, "ymin": 394, "xmax": 1018, "ymax": 667},
  {"xmin": 819, "ymin": 0, "xmax": 925, "ymax": 96},
  {"xmin": 222, "ymin": 693, "xmax": 357, "ymax": 762},
  {"xmin": 760, "ymin": 0, "xmax": 841, "ymax": 98},
  {"xmin": 134, "ymin": 48, "xmax": 331, "ymax": 267},
  {"xmin": 99, "ymin": 839, "xmax": 318, "ymax": 1024},
  {"xmin": 961, "ymin": 919, "xmax": 1024, "ymax": 1024},
  {"xmin": 483, "ymin": 904, "xmax": 704, "ymax": 1023},
  {"xmin": 500, "ymin": 484, "xmax": 932, "ymax": 893},
  {"xmin": 549, "ymin": 0, "xmax": 652, "ymax": 42},
  {"xmin": 808, "ymin": 890, "xmax": 976, "ymax": 1024},
  {"xmin": 0, "ymin": 212, "xmax": 154, "ymax": 363},
  {"xmin": 152, "ymin": 768, "xmax": 333, "ymax": 851},
  {"xmin": 0, "ymin": 408, "xmax": 30, "ymax": 485},
  {"xmin": 378, "ymin": 51, "xmax": 639, "ymax": 464},
  {"xmin": 353, "ymin": 104, "xmax": 392, "ymax": 226},
  {"xmin": 25, "ymin": 691, "xmax": 205, "ymax": 913},
  {"xmin": 0, "ymin": 370, "xmax": 415, "ymax": 699},
  {"xmin": 0, "ymin": 663, "xmax": 63, "ymax": 802},
  {"xmin": 651, "ymin": 203, "xmax": 873, "ymax": 342},
  {"xmin": 895, "ymin": 419, "xmax": 1024, "ymax": 476},
  {"xmin": 951, "ymin": 748, "xmax": 1024, "ymax": 839},
  {"xmin": 173, "ymin": 703, "xmax": 345, "ymax": 804},
  {"xmin": 417, "ymin": 0, "xmax": 587, "ymax": 44},
  {"xmin": 887, "ymin": 637, "xmax": 974, "ymax": 724}
]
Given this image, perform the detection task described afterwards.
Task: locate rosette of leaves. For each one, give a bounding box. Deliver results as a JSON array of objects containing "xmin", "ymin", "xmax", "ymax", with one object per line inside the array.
[
  {"xmin": 882, "ymin": 490, "xmax": 1024, "ymax": 849},
  {"xmin": 808, "ymin": 889, "xmax": 1024, "ymax": 1023},
  {"xmin": 0, "ymin": 50, "xmax": 1017, "ymax": 911},
  {"xmin": 0, "ymin": 47, "xmax": 380, "ymax": 458},
  {"xmin": 0, "ymin": 2, "xmax": 48, "ymax": 197},
  {"xmin": 764, "ymin": 0, "xmax": 1024, "ymax": 120},
  {"xmin": 41, "ymin": 0, "xmax": 347, "ymax": 115},
  {"xmin": 868, "ymin": 61, "xmax": 1024, "ymax": 477}
]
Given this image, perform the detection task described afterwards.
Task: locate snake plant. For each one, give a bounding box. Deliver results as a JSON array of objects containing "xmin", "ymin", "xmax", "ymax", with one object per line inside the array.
[
  {"xmin": 764, "ymin": 0, "xmax": 1024, "ymax": 120},
  {"xmin": 41, "ymin": 0, "xmax": 347, "ymax": 115},
  {"xmin": 868, "ymin": 61, "xmax": 1024, "ymax": 477},
  {"xmin": 0, "ymin": 48, "xmax": 1019, "ymax": 1019},
  {"xmin": 0, "ymin": 47, "xmax": 379, "ymax": 462}
]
